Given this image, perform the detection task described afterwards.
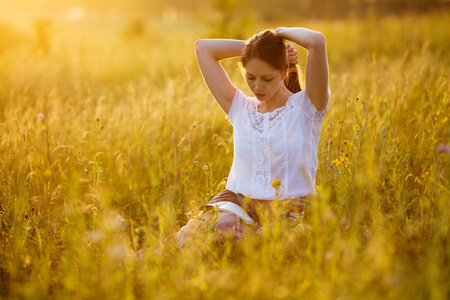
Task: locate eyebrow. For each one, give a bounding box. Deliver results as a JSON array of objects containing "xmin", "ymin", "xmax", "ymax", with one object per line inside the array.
[{"xmin": 245, "ymin": 72, "xmax": 274, "ymax": 78}]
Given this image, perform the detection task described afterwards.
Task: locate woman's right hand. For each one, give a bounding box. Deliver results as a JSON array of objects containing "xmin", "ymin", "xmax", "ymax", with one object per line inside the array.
[
  {"xmin": 286, "ymin": 43, "xmax": 298, "ymax": 66},
  {"xmin": 274, "ymin": 27, "xmax": 329, "ymax": 111},
  {"xmin": 286, "ymin": 43, "xmax": 298, "ymax": 72}
]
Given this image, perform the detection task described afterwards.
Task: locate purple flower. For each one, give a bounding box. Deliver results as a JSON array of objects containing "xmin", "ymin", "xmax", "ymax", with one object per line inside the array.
[
  {"xmin": 438, "ymin": 143, "xmax": 450, "ymax": 154},
  {"xmin": 115, "ymin": 214, "xmax": 122, "ymax": 226},
  {"xmin": 37, "ymin": 113, "xmax": 44, "ymax": 120}
]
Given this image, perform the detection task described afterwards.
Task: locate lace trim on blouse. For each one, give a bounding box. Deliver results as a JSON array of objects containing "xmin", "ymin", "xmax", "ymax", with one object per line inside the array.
[
  {"xmin": 246, "ymin": 97, "xmax": 295, "ymax": 134},
  {"xmin": 245, "ymin": 97, "xmax": 296, "ymax": 196}
]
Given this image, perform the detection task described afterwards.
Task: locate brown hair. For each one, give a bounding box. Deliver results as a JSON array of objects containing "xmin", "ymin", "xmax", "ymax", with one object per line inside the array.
[{"xmin": 240, "ymin": 29, "xmax": 301, "ymax": 93}]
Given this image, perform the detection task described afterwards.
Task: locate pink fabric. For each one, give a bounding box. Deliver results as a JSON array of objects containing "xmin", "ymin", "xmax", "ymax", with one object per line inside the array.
[{"xmin": 206, "ymin": 189, "xmax": 255, "ymax": 241}]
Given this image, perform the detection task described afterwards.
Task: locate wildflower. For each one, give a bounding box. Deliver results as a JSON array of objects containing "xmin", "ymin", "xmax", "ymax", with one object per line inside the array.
[
  {"xmin": 115, "ymin": 214, "xmax": 122, "ymax": 226},
  {"xmin": 315, "ymin": 185, "xmax": 322, "ymax": 194},
  {"xmin": 44, "ymin": 169, "xmax": 52, "ymax": 177},
  {"xmin": 37, "ymin": 113, "xmax": 44, "ymax": 120},
  {"xmin": 270, "ymin": 178, "xmax": 282, "ymax": 190},
  {"xmin": 91, "ymin": 206, "xmax": 98, "ymax": 216},
  {"xmin": 438, "ymin": 143, "xmax": 450, "ymax": 154},
  {"xmin": 422, "ymin": 170, "xmax": 430, "ymax": 179},
  {"xmin": 332, "ymin": 156, "xmax": 348, "ymax": 168}
]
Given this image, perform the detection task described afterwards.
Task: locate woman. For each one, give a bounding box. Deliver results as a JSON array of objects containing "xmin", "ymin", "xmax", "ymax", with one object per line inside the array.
[{"xmin": 169, "ymin": 27, "xmax": 329, "ymax": 248}]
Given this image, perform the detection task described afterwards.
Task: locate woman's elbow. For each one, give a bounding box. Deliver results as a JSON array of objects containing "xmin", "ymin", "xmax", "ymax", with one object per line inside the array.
[
  {"xmin": 195, "ymin": 39, "xmax": 208, "ymax": 53},
  {"xmin": 195, "ymin": 39, "xmax": 203, "ymax": 52},
  {"xmin": 311, "ymin": 32, "xmax": 326, "ymax": 48}
]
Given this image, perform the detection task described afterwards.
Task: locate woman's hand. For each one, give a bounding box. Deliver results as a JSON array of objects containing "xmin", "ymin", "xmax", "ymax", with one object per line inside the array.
[
  {"xmin": 286, "ymin": 43, "xmax": 298, "ymax": 72},
  {"xmin": 274, "ymin": 27, "xmax": 329, "ymax": 111},
  {"xmin": 274, "ymin": 27, "xmax": 288, "ymax": 37},
  {"xmin": 277, "ymin": 28, "xmax": 298, "ymax": 72}
]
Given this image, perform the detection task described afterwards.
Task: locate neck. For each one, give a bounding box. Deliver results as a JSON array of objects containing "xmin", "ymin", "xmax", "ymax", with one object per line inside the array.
[{"xmin": 258, "ymin": 85, "xmax": 293, "ymax": 113}]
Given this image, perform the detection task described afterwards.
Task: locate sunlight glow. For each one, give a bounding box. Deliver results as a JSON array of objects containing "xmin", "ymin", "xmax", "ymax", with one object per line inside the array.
[
  {"xmin": 67, "ymin": 7, "xmax": 84, "ymax": 22},
  {"xmin": 163, "ymin": 7, "xmax": 178, "ymax": 23}
]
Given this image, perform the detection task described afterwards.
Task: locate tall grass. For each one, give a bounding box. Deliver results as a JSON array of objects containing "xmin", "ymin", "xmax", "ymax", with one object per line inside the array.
[{"xmin": 0, "ymin": 12, "xmax": 449, "ymax": 299}]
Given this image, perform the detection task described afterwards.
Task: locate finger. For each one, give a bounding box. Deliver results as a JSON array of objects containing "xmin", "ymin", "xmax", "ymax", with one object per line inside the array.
[
  {"xmin": 288, "ymin": 54, "xmax": 298, "ymax": 64},
  {"xmin": 288, "ymin": 55, "xmax": 297, "ymax": 62},
  {"xmin": 286, "ymin": 43, "xmax": 294, "ymax": 53}
]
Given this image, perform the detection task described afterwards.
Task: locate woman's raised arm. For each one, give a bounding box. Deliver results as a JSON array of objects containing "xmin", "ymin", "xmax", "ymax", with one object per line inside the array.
[
  {"xmin": 274, "ymin": 27, "xmax": 329, "ymax": 111},
  {"xmin": 195, "ymin": 39, "xmax": 245, "ymax": 114}
]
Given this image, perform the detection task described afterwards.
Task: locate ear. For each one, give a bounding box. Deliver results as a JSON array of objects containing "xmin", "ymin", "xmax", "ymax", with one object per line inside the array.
[{"xmin": 281, "ymin": 69, "xmax": 288, "ymax": 80}]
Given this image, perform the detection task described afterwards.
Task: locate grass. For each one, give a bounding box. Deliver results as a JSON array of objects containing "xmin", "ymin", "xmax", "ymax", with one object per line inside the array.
[{"xmin": 0, "ymin": 11, "xmax": 449, "ymax": 300}]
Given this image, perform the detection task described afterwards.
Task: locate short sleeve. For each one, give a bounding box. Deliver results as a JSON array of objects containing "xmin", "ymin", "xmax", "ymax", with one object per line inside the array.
[
  {"xmin": 299, "ymin": 89, "xmax": 331, "ymax": 121},
  {"xmin": 226, "ymin": 88, "xmax": 247, "ymax": 124}
]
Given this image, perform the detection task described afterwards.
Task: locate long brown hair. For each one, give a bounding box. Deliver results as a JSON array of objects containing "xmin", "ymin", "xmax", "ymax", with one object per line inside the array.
[{"xmin": 240, "ymin": 30, "xmax": 301, "ymax": 93}]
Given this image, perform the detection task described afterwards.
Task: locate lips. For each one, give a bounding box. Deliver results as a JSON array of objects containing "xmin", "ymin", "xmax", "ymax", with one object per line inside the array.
[{"xmin": 255, "ymin": 93, "xmax": 266, "ymax": 99}]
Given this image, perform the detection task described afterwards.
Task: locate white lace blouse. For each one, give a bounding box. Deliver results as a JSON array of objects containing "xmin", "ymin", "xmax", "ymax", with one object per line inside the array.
[{"xmin": 225, "ymin": 88, "xmax": 330, "ymax": 200}]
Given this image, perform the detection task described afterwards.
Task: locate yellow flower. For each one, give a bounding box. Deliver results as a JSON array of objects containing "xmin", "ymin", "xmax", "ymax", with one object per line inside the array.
[
  {"xmin": 270, "ymin": 178, "xmax": 282, "ymax": 190},
  {"xmin": 332, "ymin": 157, "xmax": 349, "ymax": 169},
  {"xmin": 315, "ymin": 185, "xmax": 322, "ymax": 193},
  {"xmin": 44, "ymin": 169, "xmax": 52, "ymax": 177}
]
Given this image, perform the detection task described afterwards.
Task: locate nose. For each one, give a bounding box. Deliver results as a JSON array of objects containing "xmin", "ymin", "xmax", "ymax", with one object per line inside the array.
[{"xmin": 254, "ymin": 79, "xmax": 263, "ymax": 92}]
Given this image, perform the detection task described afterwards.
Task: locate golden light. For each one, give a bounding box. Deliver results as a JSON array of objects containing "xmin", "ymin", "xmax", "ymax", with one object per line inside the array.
[{"xmin": 67, "ymin": 7, "xmax": 84, "ymax": 22}]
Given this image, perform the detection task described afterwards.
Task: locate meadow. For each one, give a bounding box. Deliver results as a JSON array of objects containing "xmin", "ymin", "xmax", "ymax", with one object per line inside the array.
[{"xmin": 0, "ymin": 10, "xmax": 449, "ymax": 300}]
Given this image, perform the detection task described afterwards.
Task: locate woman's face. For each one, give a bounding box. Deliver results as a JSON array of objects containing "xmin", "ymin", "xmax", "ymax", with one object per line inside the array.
[{"xmin": 244, "ymin": 58, "xmax": 287, "ymax": 102}]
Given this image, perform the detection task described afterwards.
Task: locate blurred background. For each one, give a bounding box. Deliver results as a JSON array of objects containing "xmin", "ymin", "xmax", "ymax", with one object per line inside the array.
[
  {"xmin": 1, "ymin": 0, "xmax": 448, "ymax": 87},
  {"xmin": 1, "ymin": 0, "xmax": 449, "ymax": 34},
  {"xmin": 0, "ymin": 1, "xmax": 449, "ymax": 299},
  {"xmin": 1, "ymin": 0, "xmax": 449, "ymax": 20}
]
